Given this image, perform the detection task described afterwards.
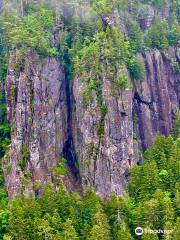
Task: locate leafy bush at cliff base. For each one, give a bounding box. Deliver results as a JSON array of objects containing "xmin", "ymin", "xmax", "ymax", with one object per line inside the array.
[{"xmin": 0, "ymin": 134, "xmax": 178, "ymax": 239}]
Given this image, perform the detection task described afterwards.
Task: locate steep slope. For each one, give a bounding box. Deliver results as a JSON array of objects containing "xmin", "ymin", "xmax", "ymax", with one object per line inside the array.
[
  {"xmin": 3, "ymin": 52, "xmax": 69, "ymax": 198},
  {"xmin": 1, "ymin": 1, "xmax": 180, "ymax": 199},
  {"xmin": 134, "ymin": 47, "xmax": 180, "ymax": 150},
  {"xmin": 72, "ymin": 47, "xmax": 180, "ymax": 198},
  {"xmin": 3, "ymin": 48, "xmax": 180, "ymax": 199}
]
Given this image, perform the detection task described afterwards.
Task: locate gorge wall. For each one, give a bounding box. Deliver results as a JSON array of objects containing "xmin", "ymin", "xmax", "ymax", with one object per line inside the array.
[
  {"xmin": 73, "ymin": 47, "xmax": 180, "ymax": 198},
  {"xmin": 1, "ymin": 0, "xmax": 180, "ymax": 199},
  {"xmin": 3, "ymin": 46, "xmax": 180, "ymax": 198},
  {"xmin": 4, "ymin": 53, "xmax": 69, "ymax": 197}
]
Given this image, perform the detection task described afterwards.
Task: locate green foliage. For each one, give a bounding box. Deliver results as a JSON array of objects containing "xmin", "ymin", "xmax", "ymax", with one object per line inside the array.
[
  {"xmin": 0, "ymin": 44, "xmax": 10, "ymax": 159},
  {"xmin": 61, "ymin": 219, "xmax": 79, "ymax": 240},
  {"xmin": 100, "ymin": 104, "xmax": 108, "ymax": 118},
  {"xmin": 0, "ymin": 22, "xmax": 10, "ymax": 226},
  {"xmin": 128, "ymin": 20, "xmax": 144, "ymax": 52},
  {"xmin": 57, "ymin": 157, "xmax": 68, "ymax": 176},
  {"xmin": 4, "ymin": 7, "xmax": 59, "ymax": 57},
  {"xmin": 145, "ymin": 18, "xmax": 169, "ymax": 50},
  {"xmin": 168, "ymin": 13, "xmax": 180, "ymax": 46},
  {"xmin": 18, "ymin": 145, "xmax": 29, "ymax": 171},
  {"xmin": 126, "ymin": 56, "xmax": 145, "ymax": 81},
  {"xmin": 117, "ymin": 221, "xmax": 133, "ymax": 240},
  {"xmin": 96, "ymin": 122, "xmax": 105, "ymax": 138},
  {"xmin": 118, "ymin": 75, "xmax": 128, "ymax": 90},
  {"xmin": 91, "ymin": 0, "xmax": 114, "ymax": 15},
  {"xmin": 18, "ymin": 160, "xmax": 26, "ymax": 171},
  {"xmin": 171, "ymin": 111, "xmax": 180, "ymax": 139},
  {"xmin": 128, "ymin": 135, "xmax": 179, "ymax": 238},
  {"xmin": 0, "ymin": 133, "xmax": 179, "ymax": 239},
  {"xmin": 0, "ymin": 210, "xmax": 9, "ymax": 239},
  {"xmin": 89, "ymin": 204, "xmax": 111, "ymax": 240}
]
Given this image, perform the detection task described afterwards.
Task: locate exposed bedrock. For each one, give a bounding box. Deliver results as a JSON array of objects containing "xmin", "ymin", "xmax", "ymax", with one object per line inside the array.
[
  {"xmin": 72, "ymin": 47, "xmax": 180, "ymax": 198},
  {"xmin": 3, "ymin": 46, "xmax": 180, "ymax": 198},
  {"xmin": 4, "ymin": 53, "xmax": 70, "ymax": 198},
  {"xmin": 133, "ymin": 47, "xmax": 180, "ymax": 151}
]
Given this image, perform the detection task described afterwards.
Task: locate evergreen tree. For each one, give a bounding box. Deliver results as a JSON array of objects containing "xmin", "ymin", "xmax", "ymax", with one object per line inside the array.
[
  {"xmin": 174, "ymin": 183, "xmax": 180, "ymax": 217},
  {"xmin": 167, "ymin": 13, "xmax": 180, "ymax": 46},
  {"xmin": 171, "ymin": 111, "xmax": 180, "ymax": 139},
  {"xmin": 141, "ymin": 225, "xmax": 158, "ymax": 240},
  {"xmin": 146, "ymin": 17, "xmax": 169, "ymax": 50},
  {"xmin": 141, "ymin": 232, "xmax": 158, "ymax": 240},
  {"xmin": 89, "ymin": 204, "xmax": 111, "ymax": 240},
  {"xmin": 141, "ymin": 160, "xmax": 160, "ymax": 200},
  {"xmin": 128, "ymin": 20, "xmax": 144, "ymax": 52},
  {"xmin": 61, "ymin": 219, "xmax": 79, "ymax": 240},
  {"xmin": 163, "ymin": 221, "xmax": 174, "ymax": 240},
  {"xmin": 171, "ymin": 218, "xmax": 180, "ymax": 240},
  {"xmin": 3, "ymin": 235, "xmax": 13, "ymax": 240},
  {"xmin": 117, "ymin": 221, "xmax": 133, "ymax": 240}
]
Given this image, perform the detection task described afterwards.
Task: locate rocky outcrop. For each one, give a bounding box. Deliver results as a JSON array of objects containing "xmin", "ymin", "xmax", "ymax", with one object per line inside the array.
[
  {"xmin": 134, "ymin": 47, "xmax": 180, "ymax": 151},
  {"xmin": 4, "ymin": 52, "xmax": 69, "ymax": 198},
  {"xmin": 3, "ymin": 46, "xmax": 180, "ymax": 199},
  {"xmin": 72, "ymin": 47, "xmax": 180, "ymax": 198},
  {"xmin": 72, "ymin": 66, "xmax": 135, "ymax": 198}
]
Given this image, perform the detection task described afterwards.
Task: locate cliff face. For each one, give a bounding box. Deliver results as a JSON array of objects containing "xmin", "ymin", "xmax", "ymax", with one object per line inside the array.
[
  {"xmin": 72, "ymin": 47, "xmax": 180, "ymax": 198},
  {"xmin": 4, "ymin": 53, "xmax": 69, "ymax": 198},
  {"xmin": 134, "ymin": 47, "xmax": 180, "ymax": 151},
  {"xmin": 3, "ymin": 48, "xmax": 180, "ymax": 198},
  {"xmin": 72, "ymin": 67, "xmax": 134, "ymax": 198}
]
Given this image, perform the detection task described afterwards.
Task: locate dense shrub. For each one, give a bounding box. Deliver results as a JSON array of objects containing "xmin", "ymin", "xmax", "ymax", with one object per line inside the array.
[{"xmin": 4, "ymin": 7, "xmax": 59, "ymax": 57}]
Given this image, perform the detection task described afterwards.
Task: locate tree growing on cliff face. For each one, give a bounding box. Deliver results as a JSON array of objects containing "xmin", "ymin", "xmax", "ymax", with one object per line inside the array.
[
  {"xmin": 3, "ymin": 5, "xmax": 59, "ymax": 57},
  {"xmin": 168, "ymin": 13, "xmax": 180, "ymax": 46},
  {"xmin": 128, "ymin": 20, "xmax": 144, "ymax": 52},
  {"xmin": 146, "ymin": 17, "xmax": 169, "ymax": 50}
]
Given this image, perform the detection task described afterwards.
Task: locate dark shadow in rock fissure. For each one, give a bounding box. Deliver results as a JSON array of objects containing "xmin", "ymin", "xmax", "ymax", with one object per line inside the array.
[
  {"xmin": 62, "ymin": 137, "xmax": 79, "ymax": 180},
  {"xmin": 62, "ymin": 53, "xmax": 80, "ymax": 181}
]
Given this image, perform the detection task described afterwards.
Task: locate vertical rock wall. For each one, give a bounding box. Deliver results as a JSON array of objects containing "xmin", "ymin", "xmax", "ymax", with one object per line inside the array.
[
  {"xmin": 4, "ymin": 53, "xmax": 68, "ymax": 198},
  {"xmin": 3, "ymin": 47, "xmax": 180, "ymax": 199},
  {"xmin": 72, "ymin": 47, "xmax": 180, "ymax": 198},
  {"xmin": 134, "ymin": 47, "xmax": 180, "ymax": 150},
  {"xmin": 72, "ymin": 65, "xmax": 136, "ymax": 198}
]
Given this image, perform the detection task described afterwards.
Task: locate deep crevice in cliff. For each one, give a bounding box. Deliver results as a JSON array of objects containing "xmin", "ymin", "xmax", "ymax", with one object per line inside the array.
[
  {"xmin": 134, "ymin": 91, "xmax": 154, "ymax": 110},
  {"xmin": 62, "ymin": 61, "xmax": 80, "ymax": 181},
  {"xmin": 62, "ymin": 137, "xmax": 79, "ymax": 179}
]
